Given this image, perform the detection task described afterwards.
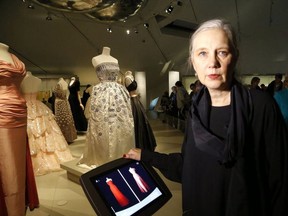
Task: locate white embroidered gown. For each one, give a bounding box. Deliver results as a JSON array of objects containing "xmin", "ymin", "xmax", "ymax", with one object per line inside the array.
[{"xmin": 78, "ymin": 62, "xmax": 135, "ymax": 167}]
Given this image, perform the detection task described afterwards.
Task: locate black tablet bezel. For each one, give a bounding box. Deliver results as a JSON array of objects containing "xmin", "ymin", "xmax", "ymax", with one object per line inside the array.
[{"xmin": 80, "ymin": 158, "xmax": 172, "ymax": 216}]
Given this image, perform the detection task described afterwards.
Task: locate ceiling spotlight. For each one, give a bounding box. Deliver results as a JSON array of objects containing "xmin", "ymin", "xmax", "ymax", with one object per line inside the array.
[
  {"xmin": 177, "ymin": 1, "xmax": 183, "ymax": 6},
  {"xmin": 143, "ymin": 23, "xmax": 149, "ymax": 29},
  {"xmin": 126, "ymin": 29, "xmax": 130, "ymax": 35},
  {"xmin": 107, "ymin": 27, "xmax": 112, "ymax": 33},
  {"xmin": 27, "ymin": 3, "xmax": 34, "ymax": 9},
  {"xmin": 165, "ymin": 5, "xmax": 174, "ymax": 14},
  {"xmin": 46, "ymin": 14, "xmax": 52, "ymax": 21}
]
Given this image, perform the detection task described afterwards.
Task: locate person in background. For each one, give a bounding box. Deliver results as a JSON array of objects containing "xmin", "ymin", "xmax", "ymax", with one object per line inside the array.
[
  {"xmin": 175, "ymin": 80, "xmax": 189, "ymax": 120},
  {"xmin": 267, "ymin": 73, "xmax": 283, "ymax": 96},
  {"xmin": 260, "ymin": 83, "xmax": 267, "ymax": 91},
  {"xmin": 189, "ymin": 83, "xmax": 196, "ymax": 101},
  {"xmin": 193, "ymin": 79, "xmax": 203, "ymax": 98},
  {"xmin": 160, "ymin": 90, "xmax": 170, "ymax": 123},
  {"xmin": 124, "ymin": 19, "xmax": 288, "ymax": 216},
  {"xmin": 167, "ymin": 86, "xmax": 178, "ymax": 128},
  {"xmin": 250, "ymin": 76, "xmax": 261, "ymax": 90},
  {"xmin": 274, "ymin": 75, "xmax": 288, "ymax": 126}
]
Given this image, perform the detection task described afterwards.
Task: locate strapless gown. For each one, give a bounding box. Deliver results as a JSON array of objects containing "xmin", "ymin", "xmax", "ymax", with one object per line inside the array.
[
  {"xmin": 78, "ymin": 62, "xmax": 135, "ymax": 168},
  {"xmin": 25, "ymin": 93, "xmax": 74, "ymax": 175}
]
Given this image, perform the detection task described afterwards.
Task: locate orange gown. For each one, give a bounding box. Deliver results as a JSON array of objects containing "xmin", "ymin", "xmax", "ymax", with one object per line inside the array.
[{"xmin": 0, "ymin": 54, "xmax": 39, "ymax": 216}]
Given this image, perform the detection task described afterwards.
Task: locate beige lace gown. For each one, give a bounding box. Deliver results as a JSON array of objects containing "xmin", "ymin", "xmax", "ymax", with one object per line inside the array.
[
  {"xmin": 78, "ymin": 62, "xmax": 135, "ymax": 168},
  {"xmin": 22, "ymin": 75, "xmax": 74, "ymax": 176},
  {"xmin": 53, "ymin": 83, "xmax": 77, "ymax": 143}
]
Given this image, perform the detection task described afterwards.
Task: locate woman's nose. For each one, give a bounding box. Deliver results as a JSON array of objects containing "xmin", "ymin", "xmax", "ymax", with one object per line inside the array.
[{"xmin": 208, "ymin": 53, "xmax": 220, "ymax": 68}]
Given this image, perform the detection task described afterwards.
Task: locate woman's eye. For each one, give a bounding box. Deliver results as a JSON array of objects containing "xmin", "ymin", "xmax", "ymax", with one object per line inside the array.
[
  {"xmin": 218, "ymin": 51, "xmax": 228, "ymax": 57},
  {"xmin": 198, "ymin": 51, "xmax": 207, "ymax": 57}
]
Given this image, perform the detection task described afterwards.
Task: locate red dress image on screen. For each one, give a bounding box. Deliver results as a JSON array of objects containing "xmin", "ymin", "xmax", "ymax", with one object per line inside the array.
[{"xmin": 106, "ymin": 177, "xmax": 129, "ymax": 207}]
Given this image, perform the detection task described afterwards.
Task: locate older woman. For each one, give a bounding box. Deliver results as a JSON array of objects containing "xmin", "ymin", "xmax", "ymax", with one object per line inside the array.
[{"xmin": 124, "ymin": 19, "xmax": 288, "ymax": 216}]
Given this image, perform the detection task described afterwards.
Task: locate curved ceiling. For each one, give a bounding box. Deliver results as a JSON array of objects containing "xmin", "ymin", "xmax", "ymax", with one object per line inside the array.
[
  {"xmin": 0, "ymin": 0, "xmax": 288, "ymax": 85},
  {"xmin": 32, "ymin": 0, "xmax": 147, "ymax": 22}
]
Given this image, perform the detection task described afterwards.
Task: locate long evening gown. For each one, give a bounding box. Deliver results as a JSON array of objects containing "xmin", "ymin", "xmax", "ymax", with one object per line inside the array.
[
  {"xmin": 0, "ymin": 54, "xmax": 38, "ymax": 216},
  {"xmin": 68, "ymin": 79, "xmax": 88, "ymax": 131},
  {"xmin": 106, "ymin": 178, "xmax": 129, "ymax": 207},
  {"xmin": 54, "ymin": 82, "xmax": 77, "ymax": 143},
  {"xmin": 126, "ymin": 80, "xmax": 156, "ymax": 151},
  {"xmin": 78, "ymin": 62, "xmax": 134, "ymax": 167},
  {"xmin": 22, "ymin": 77, "xmax": 74, "ymax": 176}
]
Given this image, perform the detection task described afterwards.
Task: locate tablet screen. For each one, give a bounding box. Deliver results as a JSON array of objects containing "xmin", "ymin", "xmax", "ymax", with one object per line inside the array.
[{"xmin": 80, "ymin": 158, "xmax": 172, "ymax": 216}]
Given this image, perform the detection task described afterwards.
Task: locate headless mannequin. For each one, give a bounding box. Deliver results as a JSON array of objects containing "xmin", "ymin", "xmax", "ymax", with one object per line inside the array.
[
  {"xmin": 0, "ymin": 43, "xmax": 35, "ymax": 215},
  {"xmin": 58, "ymin": 77, "xmax": 68, "ymax": 90},
  {"xmin": 21, "ymin": 71, "xmax": 41, "ymax": 94},
  {"xmin": 0, "ymin": 43, "xmax": 13, "ymax": 64},
  {"xmin": 124, "ymin": 71, "xmax": 138, "ymax": 97},
  {"xmin": 69, "ymin": 76, "xmax": 76, "ymax": 87},
  {"xmin": 92, "ymin": 47, "xmax": 118, "ymax": 67},
  {"xmin": 69, "ymin": 76, "xmax": 84, "ymax": 110}
]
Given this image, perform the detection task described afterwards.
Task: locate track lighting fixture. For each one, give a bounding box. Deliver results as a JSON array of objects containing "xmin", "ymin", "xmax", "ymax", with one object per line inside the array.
[
  {"xmin": 27, "ymin": 3, "xmax": 34, "ymax": 9},
  {"xmin": 165, "ymin": 5, "xmax": 174, "ymax": 14},
  {"xmin": 46, "ymin": 14, "xmax": 52, "ymax": 21},
  {"xmin": 177, "ymin": 1, "xmax": 183, "ymax": 6},
  {"xmin": 143, "ymin": 23, "xmax": 149, "ymax": 29},
  {"xmin": 107, "ymin": 27, "xmax": 112, "ymax": 33}
]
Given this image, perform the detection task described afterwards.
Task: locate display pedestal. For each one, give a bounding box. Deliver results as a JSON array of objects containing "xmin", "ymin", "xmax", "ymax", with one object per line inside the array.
[{"xmin": 60, "ymin": 159, "xmax": 91, "ymax": 184}]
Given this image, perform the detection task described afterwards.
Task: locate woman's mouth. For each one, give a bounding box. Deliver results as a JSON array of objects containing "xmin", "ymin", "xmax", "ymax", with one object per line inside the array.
[{"xmin": 208, "ymin": 74, "xmax": 220, "ymax": 80}]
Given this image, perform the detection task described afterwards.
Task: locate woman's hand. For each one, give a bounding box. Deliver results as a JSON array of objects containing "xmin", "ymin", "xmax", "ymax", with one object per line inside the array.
[{"xmin": 123, "ymin": 148, "xmax": 141, "ymax": 161}]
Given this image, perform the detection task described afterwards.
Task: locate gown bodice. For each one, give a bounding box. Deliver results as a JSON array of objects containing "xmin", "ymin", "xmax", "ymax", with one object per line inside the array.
[
  {"xmin": 0, "ymin": 54, "xmax": 27, "ymax": 128},
  {"xmin": 68, "ymin": 79, "xmax": 80, "ymax": 95},
  {"xmin": 54, "ymin": 84, "xmax": 68, "ymax": 100},
  {"xmin": 95, "ymin": 62, "xmax": 119, "ymax": 82},
  {"xmin": 126, "ymin": 80, "xmax": 137, "ymax": 92}
]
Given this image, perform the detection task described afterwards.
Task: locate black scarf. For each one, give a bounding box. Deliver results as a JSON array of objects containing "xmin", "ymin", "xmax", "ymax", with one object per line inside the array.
[{"xmin": 191, "ymin": 81, "xmax": 252, "ymax": 166}]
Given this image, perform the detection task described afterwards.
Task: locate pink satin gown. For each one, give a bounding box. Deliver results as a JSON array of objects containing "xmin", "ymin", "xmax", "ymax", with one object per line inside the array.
[{"xmin": 0, "ymin": 54, "xmax": 38, "ymax": 216}]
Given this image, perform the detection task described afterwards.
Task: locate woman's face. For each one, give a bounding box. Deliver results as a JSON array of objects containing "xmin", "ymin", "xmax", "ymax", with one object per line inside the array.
[{"xmin": 191, "ymin": 28, "xmax": 236, "ymax": 91}]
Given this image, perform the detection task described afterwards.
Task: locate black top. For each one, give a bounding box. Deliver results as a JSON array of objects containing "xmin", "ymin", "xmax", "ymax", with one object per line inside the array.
[
  {"xmin": 126, "ymin": 80, "xmax": 137, "ymax": 92},
  {"xmin": 142, "ymin": 88, "xmax": 288, "ymax": 216}
]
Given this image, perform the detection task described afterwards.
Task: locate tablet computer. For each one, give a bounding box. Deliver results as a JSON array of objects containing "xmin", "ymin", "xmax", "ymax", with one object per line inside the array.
[{"xmin": 80, "ymin": 158, "xmax": 172, "ymax": 216}]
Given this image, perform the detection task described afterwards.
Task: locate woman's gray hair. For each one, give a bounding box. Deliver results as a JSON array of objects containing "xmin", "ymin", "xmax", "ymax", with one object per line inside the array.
[{"xmin": 189, "ymin": 19, "xmax": 239, "ymax": 60}]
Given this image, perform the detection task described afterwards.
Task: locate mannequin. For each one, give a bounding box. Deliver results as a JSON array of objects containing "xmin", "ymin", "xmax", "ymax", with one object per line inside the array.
[
  {"xmin": 78, "ymin": 47, "xmax": 134, "ymax": 168},
  {"xmin": 124, "ymin": 71, "xmax": 138, "ymax": 97},
  {"xmin": 0, "ymin": 43, "xmax": 13, "ymax": 63},
  {"xmin": 92, "ymin": 47, "xmax": 117, "ymax": 67},
  {"xmin": 0, "ymin": 43, "xmax": 38, "ymax": 215},
  {"xmin": 21, "ymin": 71, "xmax": 41, "ymax": 93},
  {"xmin": 124, "ymin": 71, "xmax": 156, "ymax": 151},
  {"xmin": 68, "ymin": 76, "xmax": 87, "ymax": 131},
  {"xmin": 58, "ymin": 77, "xmax": 68, "ymax": 90},
  {"xmin": 21, "ymin": 72, "xmax": 74, "ymax": 176},
  {"xmin": 54, "ymin": 78, "xmax": 77, "ymax": 143}
]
